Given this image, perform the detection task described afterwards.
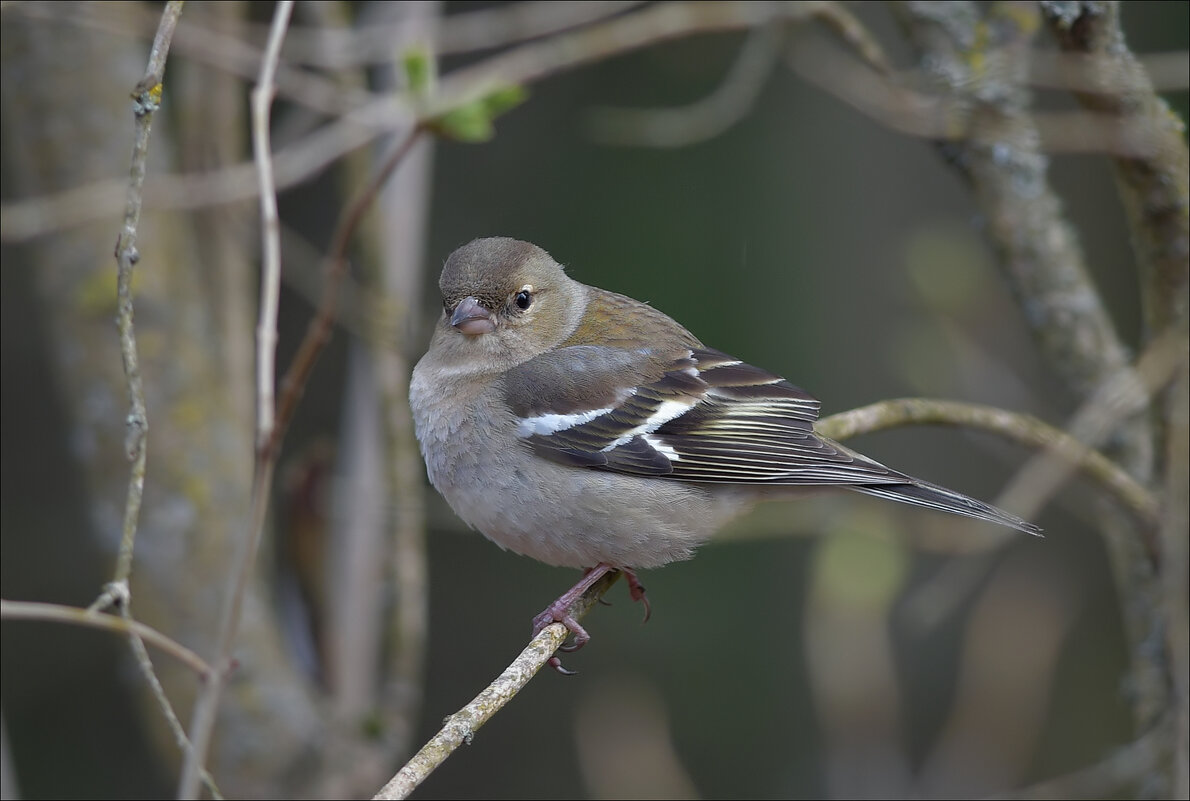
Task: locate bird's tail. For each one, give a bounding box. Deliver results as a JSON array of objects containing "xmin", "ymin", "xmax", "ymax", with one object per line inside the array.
[{"xmin": 852, "ymin": 480, "xmax": 1041, "ymax": 535}]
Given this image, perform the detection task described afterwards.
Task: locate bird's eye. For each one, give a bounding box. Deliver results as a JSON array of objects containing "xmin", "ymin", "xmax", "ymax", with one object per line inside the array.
[{"xmin": 514, "ymin": 289, "xmax": 533, "ymax": 310}]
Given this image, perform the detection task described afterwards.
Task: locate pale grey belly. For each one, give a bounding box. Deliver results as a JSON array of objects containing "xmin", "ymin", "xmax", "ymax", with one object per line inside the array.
[{"xmin": 434, "ymin": 455, "xmax": 748, "ymax": 568}]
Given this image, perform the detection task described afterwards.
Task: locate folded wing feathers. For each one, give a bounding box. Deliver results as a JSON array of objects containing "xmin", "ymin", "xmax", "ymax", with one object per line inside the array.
[
  {"xmin": 518, "ymin": 348, "xmax": 901, "ymax": 484},
  {"xmin": 512, "ymin": 347, "xmax": 1037, "ymax": 532}
]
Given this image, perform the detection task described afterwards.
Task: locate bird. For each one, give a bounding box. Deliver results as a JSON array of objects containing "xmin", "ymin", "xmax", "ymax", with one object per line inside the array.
[{"xmin": 410, "ymin": 237, "xmax": 1039, "ymax": 671}]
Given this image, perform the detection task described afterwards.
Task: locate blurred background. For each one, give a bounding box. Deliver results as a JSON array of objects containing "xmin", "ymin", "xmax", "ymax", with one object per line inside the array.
[{"xmin": 2, "ymin": 1, "xmax": 1187, "ymax": 798}]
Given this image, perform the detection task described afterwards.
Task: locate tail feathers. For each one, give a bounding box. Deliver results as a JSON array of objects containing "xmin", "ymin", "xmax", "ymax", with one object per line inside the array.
[{"xmin": 853, "ymin": 480, "xmax": 1041, "ymax": 536}]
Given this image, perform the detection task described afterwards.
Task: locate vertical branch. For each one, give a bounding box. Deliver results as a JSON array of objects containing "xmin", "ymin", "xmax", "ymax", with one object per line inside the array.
[
  {"xmin": 110, "ymin": 0, "xmax": 184, "ymax": 592},
  {"xmin": 1041, "ymin": 6, "xmax": 1190, "ymax": 767},
  {"xmin": 102, "ymin": 3, "xmax": 223, "ymax": 795},
  {"xmin": 177, "ymin": 3, "xmax": 294, "ymax": 798},
  {"xmin": 304, "ymin": 3, "xmax": 438, "ymax": 794},
  {"xmin": 1041, "ymin": 2, "xmax": 1190, "ymax": 343},
  {"xmin": 895, "ymin": 0, "xmax": 1167, "ymax": 761},
  {"xmin": 370, "ymin": 3, "xmax": 438, "ymax": 773},
  {"xmin": 895, "ymin": 0, "xmax": 1152, "ymax": 477},
  {"xmin": 1161, "ymin": 356, "xmax": 1190, "ymax": 799},
  {"xmin": 251, "ymin": 13, "xmax": 288, "ymax": 455}
]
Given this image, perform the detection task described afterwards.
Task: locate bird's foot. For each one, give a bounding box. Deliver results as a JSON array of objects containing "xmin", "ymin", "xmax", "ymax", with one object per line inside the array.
[{"xmin": 533, "ymin": 563, "xmax": 652, "ymax": 674}]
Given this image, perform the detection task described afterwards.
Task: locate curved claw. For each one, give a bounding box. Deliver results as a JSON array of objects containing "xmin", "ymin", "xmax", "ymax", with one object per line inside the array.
[
  {"xmin": 530, "ymin": 563, "xmax": 656, "ymax": 676},
  {"xmin": 621, "ymin": 568, "xmax": 651, "ymax": 624},
  {"xmin": 548, "ymin": 656, "xmax": 578, "ymax": 676}
]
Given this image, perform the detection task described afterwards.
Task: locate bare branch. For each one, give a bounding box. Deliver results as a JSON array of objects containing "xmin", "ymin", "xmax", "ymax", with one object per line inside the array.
[
  {"xmin": 1042, "ymin": 2, "xmax": 1190, "ymax": 341},
  {"xmin": 997, "ymin": 327, "xmax": 1186, "ymax": 558},
  {"xmin": 270, "ymin": 127, "xmax": 422, "ymax": 461},
  {"xmin": 282, "ymin": 0, "xmax": 645, "ymax": 66},
  {"xmin": 176, "ymin": 4, "xmax": 293, "ymax": 797},
  {"xmin": 900, "ymin": 328, "xmax": 1186, "ymax": 639},
  {"xmin": 1, "ymin": 599, "xmax": 210, "ymax": 678},
  {"xmin": 817, "ymin": 398, "xmax": 1159, "ymax": 529},
  {"xmin": 0, "ymin": 1, "xmax": 807, "ymax": 241},
  {"xmin": 111, "ymin": 0, "xmax": 182, "ymax": 592},
  {"xmin": 6, "ymin": 1, "xmax": 1178, "ymax": 244},
  {"xmin": 372, "ymin": 571, "xmax": 622, "ymax": 801},
  {"xmin": 893, "ymin": 1, "xmax": 1152, "ymax": 471},
  {"xmin": 252, "ymin": 17, "xmax": 287, "ymax": 453},
  {"xmin": 101, "ymin": 3, "xmax": 224, "ymax": 795},
  {"xmin": 587, "ymin": 24, "xmax": 785, "ymax": 147},
  {"xmin": 9, "ymin": 1, "xmax": 371, "ymax": 117}
]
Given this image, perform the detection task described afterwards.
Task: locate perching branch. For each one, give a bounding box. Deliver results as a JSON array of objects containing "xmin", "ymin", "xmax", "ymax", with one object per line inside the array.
[{"xmin": 372, "ymin": 571, "xmax": 622, "ymax": 801}]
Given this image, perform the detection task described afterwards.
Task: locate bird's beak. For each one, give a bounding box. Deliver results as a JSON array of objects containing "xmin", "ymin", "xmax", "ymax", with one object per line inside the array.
[{"xmin": 450, "ymin": 296, "xmax": 496, "ymax": 335}]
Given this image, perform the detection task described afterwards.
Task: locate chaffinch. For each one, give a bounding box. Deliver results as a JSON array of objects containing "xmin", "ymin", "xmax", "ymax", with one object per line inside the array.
[{"xmin": 410, "ymin": 237, "xmax": 1039, "ymax": 667}]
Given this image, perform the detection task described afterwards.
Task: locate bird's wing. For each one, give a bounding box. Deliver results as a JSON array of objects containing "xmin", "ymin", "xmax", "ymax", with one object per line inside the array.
[{"xmin": 502, "ymin": 346, "xmax": 904, "ymax": 485}]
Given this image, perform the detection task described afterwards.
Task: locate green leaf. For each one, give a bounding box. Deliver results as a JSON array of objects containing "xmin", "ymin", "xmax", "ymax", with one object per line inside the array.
[
  {"xmin": 401, "ymin": 47, "xmax": 434, "ymax": 97},
  {"xmin": 429, "ymin": 84, "xmax": 528, "ymax": 142}
]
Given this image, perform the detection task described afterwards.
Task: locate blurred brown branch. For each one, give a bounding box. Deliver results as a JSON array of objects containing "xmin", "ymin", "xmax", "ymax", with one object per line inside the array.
[
  {"xmin": 7, "ymin": 1, "xmax": 1183, "ymax": 243},
  {"xmin": 0, "ymin": 599, "xmax": 210, "ymax": 678},
  {"xmin": 103, "ymin": 3, "xmax": 223, "ymax": 796},
  {"xmin": 818, "ymin": 397, "xmax": 1159, "ymax": 529},
  {"xmin": 176, "ymin": 3, "xmax": 293, "ymax": 797}
]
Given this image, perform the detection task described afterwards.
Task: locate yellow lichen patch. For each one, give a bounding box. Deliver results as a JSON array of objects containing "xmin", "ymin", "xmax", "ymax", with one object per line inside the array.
[
  {"xmin": 992, "ymin": 2, "xmax": 1041, "ymax": 38},
  {"xmin": 76, "ymin": 264, "xmax": 141, "ymax": 316}
]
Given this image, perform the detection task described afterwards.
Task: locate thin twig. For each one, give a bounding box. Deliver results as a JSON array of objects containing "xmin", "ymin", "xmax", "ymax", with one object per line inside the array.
[
  {"xmin": 899, "ymin": 329, "xmax": 1186, "ymax": 636},
  {"xmin": 1042, "ymin": 2, "xmax": 1190, "ymax": 341},
  {"xmin": 9, "ymin": 1, "xmax": 371, "ymax": 118},
  {"xmin": 111, "ymin": 0, "xmax": 182, "ymax": 595},
  {"xmin": 996, "ymin": 328, "xmax": 1186, "ymax": 558},
  {"xmin": 0, "ymin": 2, "xmax": 817, "ymax": 241},
  {"xmin": 372, "ymin": 571, "xmax": 622, "ymax": 801},
  {"xmin": 0, "ymin": 599, "xmax": 210, "ymax": 678},
  {"xmin": 6, "ymin": 0, "xmax": 1177, "ymax": 243},
  {"xmin": 278, "ymin": 0, "xmax": 645, "ymax": 66},
  {"xmin": 104, "ymin": 3, "xmax": 222, "ymax": 796},
  {"xmin": 587, "ymin": 24, "xmax": 786, "ymax": 147},
  {"xmin": 176, "ymin": 4, "xmax": 293, "ymax": 798},
  {"xmin": 816, "ymin": 397, "xmax": 1159, "ymax": 529},
  {"xmin": 252, "ymin": 19, "xmax": 287, "ymax": 452},
  {"xmin": 268, "ymin": 127, "xmax": 422, "ymax": 460},
  {"xmin": 117, "ymin": 602, "xmax": 224, "ymax": 799}
]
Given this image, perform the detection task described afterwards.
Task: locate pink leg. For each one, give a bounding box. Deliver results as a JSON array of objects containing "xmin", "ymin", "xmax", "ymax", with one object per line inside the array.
[
  {"xmin": 533, "ymin": 564, "xmax": 652, "ymax": 675},
  {"xmin": 531, "ymin": 564, "xmax": 613, "ymax": 651}
]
